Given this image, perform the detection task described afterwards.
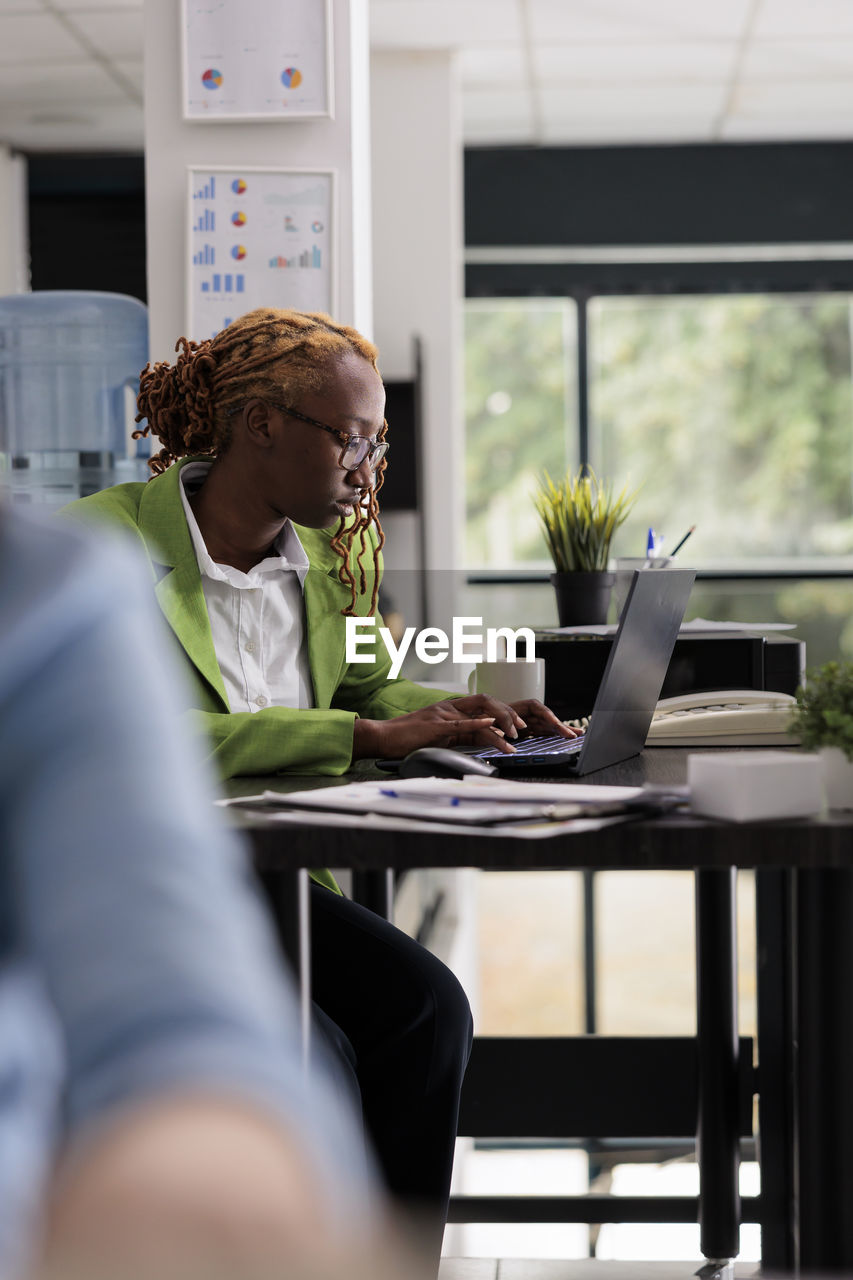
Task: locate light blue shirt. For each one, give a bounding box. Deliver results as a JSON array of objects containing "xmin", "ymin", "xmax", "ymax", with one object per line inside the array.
[{"xmin": 0, "ymin": 507, "xmax": 372, "ymax": 1277}]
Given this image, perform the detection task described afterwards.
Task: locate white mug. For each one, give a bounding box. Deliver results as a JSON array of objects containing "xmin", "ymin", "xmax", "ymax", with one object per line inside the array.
[{"xmin": 468, "ymin": 657, "xmax": 545, "ymax": 703}]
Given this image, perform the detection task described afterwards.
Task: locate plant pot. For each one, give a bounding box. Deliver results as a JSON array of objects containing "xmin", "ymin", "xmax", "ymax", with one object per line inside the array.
[
  {"xmin": 819, "ymin": 746, "xmax": 853, "ymax": 810},
  {"xmin": 550, "ymin": 571, "xmax": 615, "ymax": 627}
]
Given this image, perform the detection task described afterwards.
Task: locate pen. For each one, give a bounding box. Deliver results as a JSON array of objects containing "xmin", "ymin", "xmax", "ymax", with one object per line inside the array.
[
  {"xmin": 646, "ymin": 527, "xmax": 656, "ymax": 556},
  {"xmin": 379, "ymin": 788, "xmax": 460, "ymax": 806},
  {"xmin": 670, "ymin": 525, "xmax": 696, "ymax": 557}
]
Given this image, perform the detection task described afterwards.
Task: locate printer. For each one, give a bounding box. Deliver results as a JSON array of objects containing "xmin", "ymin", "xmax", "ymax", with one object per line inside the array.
[{"xmin": 534, "ymin": 631, "xmax": 805, "ymax": 723}]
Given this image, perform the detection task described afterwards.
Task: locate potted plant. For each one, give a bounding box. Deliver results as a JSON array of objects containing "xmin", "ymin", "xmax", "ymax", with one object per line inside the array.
[
  {"xmin": 533, "ymin": 467, "xmax": 639, "ymax": 625},
  {"xmin": 790, "ymin": 660, "xmax": 853, "ymax": 809}
]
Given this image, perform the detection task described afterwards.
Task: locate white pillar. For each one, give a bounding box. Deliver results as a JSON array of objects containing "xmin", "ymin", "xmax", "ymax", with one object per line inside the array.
[
  {"xmin": 143, "ymin": 0, "xmax": 372, "ymax": 363},
  {"xmin": 371, "ymin": 51, "xmax": 464, "ymax": 628},
  {"xmin": 0, "ymin": 146, "xmax": 30, "ymax": 294}
]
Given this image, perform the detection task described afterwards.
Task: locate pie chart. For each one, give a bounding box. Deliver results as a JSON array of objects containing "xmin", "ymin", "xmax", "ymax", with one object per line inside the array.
[
  {"xmin": 231, "ymin": 245, "xmax": 246, "ymax": 261},
  {"xmin": 231, "ymin": 178, "xmax": 247, "ymax": 194},
  {"xmin": 201, "ymin": 68, "xmax": 222, "ymax": 90},
  {"xmin": 281, "ymin": 67, "xmax": 302, "ymax": 89},
  {"xmin": 231, "ymin": 211, "xmax": 246, "ymax": 227}
]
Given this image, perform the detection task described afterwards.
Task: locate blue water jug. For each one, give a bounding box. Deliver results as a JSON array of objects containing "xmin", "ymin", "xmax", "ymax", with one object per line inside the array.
[{"xmin": 0, "ymin": 290, "xmax": 149, "ymax": 505}]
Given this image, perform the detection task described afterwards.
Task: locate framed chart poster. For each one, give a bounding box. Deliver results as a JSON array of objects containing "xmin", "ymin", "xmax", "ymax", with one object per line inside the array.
[
  {"xmin": 182, "ymin": 0, "xmax": 332, "ymax": 121},
  {"xmin": 187, "ymin": 167, "xmax": 335, "ymax": 340}
]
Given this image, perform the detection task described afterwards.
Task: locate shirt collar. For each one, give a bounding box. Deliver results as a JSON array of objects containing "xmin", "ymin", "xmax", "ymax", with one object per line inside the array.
[{"xmin": 178, "ymin": 460, "xmax": 310, "ymax": 587}]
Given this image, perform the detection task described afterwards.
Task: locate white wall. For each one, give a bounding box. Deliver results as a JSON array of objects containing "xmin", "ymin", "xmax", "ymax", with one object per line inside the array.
[
  {"xmin": 142, "ymin": 0, "xmax": 372, "ymax": 362},
  {"xmin": 370, "ymin": 50, "xmax": 464, "ymax": 636},
  {"xmin": 0, "ymin": 146, "xmax": 29, "ymax": 294}
]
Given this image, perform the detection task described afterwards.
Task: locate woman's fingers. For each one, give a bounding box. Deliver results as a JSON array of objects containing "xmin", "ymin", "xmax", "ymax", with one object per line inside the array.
[
  {"xmin": 438, "ymin": 718, "xmax": 515, "ymax": 753},
  {"xmin": 508, "ymin": 699, "xmax": 580, "ymax": 738}
]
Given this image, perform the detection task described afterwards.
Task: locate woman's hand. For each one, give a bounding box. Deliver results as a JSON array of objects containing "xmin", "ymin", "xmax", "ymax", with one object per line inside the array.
[
  {"xmin": 506, "ymin": 699, "xmax": 581, "ymax": 740},
  {"xmin": 352, "ymin": 699, "xmax": 509, "ymax": 761},
  {"xmin": 351, "ymin": 695, "xmax": 580, "ymax": 761}
]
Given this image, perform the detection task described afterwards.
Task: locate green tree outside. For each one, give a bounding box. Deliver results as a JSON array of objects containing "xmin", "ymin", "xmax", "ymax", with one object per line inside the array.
[{"xmin": 464, "ymin": 293, "xmax": 853, "ymax": 568}]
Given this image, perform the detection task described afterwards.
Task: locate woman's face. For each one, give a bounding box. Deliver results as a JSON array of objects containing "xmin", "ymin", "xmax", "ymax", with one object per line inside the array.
[{"xmin": 263, "ymin": 350, "xmax": 386, "ymax": 529}]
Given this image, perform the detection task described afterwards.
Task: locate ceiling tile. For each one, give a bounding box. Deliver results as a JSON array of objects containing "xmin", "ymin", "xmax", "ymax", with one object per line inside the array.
[
  {"xmin": 528, "ymin": 0, "xmax": 752, "ymax": 44},
  {"xmin": 68, "ymin": 7, "xmax": 143, "ymax": 58},
  {"xmin": 370, "ymin": 0, "xmax": 522, "ymax": 48},
  {"xmin": 0, "ymin": 12, "xmax": 87, "ymax": 61},
  {"xmin": 540, "ymin": 115, "xmax": 716, "ymax": 145},
  {"xmin": 458, "ymin": 46, "xmax": 527, "ymax": 86},
  {"xmin": 464, "ymin": 116, "xmax": 535, "ymax": 144},
  {"xmin": 721, "ymin": 114, "xmax": 853, "ymax": 141},
  {"xmin": 532, "ymin": 40, "xmax": 739, "ymax": 82},
  {"xmin": 0, "ymin": 59, "xmax": 128, "ymax": 105},
  {"xmin": 463, "ymin": 85, "xmax": 533, "ymax": 126},
  {"xmin": 539, "ymin": 81, "xmax": 728, "ymax": 119},
  {"xmin": 112, "ymin": 57, "xmax": 143, "ymax": 79},
  {"xmin": 732, "ymin": 78, "xmax": 853, "ymax": 115},
  {"xmin": 753, "ymin": 0, "xmax": 853, "ymax": 38},
  {"xmin": 741, "ymin": 38, "xmax": 853, "ymax": 78},
  {"xmin": 51, "ymin": 0, "xmax": 143, "ymax": 8},
  {"xmin": 1, "ymin": 99, "xmax": 143, "ymax": 150}
]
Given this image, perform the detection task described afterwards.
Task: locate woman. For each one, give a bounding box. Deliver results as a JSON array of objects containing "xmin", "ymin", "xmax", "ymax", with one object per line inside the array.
[{"xmin": 62, "ymin": 307, "xmax": 575, "ymax": 1257}]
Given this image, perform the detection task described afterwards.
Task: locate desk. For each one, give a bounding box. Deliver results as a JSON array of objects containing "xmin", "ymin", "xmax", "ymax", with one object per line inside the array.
[{"xmin": 228, "ymin": 749, "xmax": 853, "ymax": 1274}]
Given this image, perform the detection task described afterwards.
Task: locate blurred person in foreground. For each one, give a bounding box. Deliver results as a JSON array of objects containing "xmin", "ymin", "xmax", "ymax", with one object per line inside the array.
[{"xmin": 0, "ymin": 501, "xmax": 423, "ymax": 1280}]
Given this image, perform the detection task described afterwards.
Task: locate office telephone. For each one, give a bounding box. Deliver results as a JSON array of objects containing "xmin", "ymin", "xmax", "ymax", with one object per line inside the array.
[{"xmin": 645, "ymin": 689, "xmax": 800, "ymax": 746}]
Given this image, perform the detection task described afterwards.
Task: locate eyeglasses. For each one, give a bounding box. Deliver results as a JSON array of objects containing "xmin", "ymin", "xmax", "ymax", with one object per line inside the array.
[{"xmin": 275, "ymin": 404, "xmax": 389, "ymax": 472}]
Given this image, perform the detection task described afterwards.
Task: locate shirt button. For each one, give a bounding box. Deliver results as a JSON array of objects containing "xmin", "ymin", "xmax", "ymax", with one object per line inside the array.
[
  {"xmin": 255, "ymin": 694, "xmax": 268, "ymax": 708},
  {"xmin": 245, "ymin": 641, "xmax": 256, "ymax": 653}
]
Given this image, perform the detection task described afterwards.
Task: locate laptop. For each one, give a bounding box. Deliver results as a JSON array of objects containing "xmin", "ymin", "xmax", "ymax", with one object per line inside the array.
[{"xmin": 409, "ymin": 567, "xmax": 696, "ymax": 776}]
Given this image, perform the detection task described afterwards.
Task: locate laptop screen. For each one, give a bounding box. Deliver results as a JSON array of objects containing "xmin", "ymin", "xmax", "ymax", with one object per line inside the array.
[{"xmin": 572, "ymin": 567, "xmax": 696, "ymax": 774}]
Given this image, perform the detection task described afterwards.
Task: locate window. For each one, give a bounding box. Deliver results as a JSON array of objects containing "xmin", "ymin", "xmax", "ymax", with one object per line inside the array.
[
  {"xmin": 464, "ymin": 299, "xmax": 577, "ymax": 568},
  {"xmin": 589, "ymin": 293, "xmax": 853, "ymax": 565},
  {"xmin": 465, "ymin": 291, "xmax": 853, "ymax": 570}
]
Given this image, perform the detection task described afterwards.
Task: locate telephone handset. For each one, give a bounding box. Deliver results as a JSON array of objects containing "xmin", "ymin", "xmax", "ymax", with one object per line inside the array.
[{"xmin": 646, "ymin": 689, "xmax": 799, "ymax": 746}]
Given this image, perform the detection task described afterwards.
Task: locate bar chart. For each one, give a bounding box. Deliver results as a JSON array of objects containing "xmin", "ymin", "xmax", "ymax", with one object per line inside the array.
[
  {"xmin": 268, "ymin": 246, "xmax": 322, "ymax": 269},
  {"xmin": 188, "ymin": 167, "xmax": 333, "ymax": 337},
  {"xmin": 199, "ymin": 274, "xmax": 245, "ymax": 293}
]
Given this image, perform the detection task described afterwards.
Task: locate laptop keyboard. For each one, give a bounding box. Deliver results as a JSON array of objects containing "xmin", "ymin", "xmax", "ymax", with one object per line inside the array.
[{"xmin": 469, "ymin": 732, "xmax": 585, "ymax": 762}]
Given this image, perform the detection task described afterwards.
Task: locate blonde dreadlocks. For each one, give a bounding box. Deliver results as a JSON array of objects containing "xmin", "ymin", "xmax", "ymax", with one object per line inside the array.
[{"xmin": 133, "ymin": 308, "xmax": 387, "ymax": 615}]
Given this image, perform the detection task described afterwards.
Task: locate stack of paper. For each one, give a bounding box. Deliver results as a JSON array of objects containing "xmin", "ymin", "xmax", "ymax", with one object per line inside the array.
[{"xmin": 221, "ymin": 777, "xmax": 685, "ymax": 839}]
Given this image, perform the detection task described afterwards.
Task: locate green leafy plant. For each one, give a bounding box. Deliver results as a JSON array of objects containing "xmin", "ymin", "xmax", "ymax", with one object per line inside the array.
[
  {"xmin": 790, "ymin": 660, "xmax": 853, "ymax": 760},
  {"xmin": 533, "ymin": 467, "xmax": 640, "ymax": 572}
]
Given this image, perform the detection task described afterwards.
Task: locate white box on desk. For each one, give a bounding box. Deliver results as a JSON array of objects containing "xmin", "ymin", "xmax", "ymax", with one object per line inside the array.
[{"xmin": 687, "ymin": 750, "xmax": 823, "ymax": 822}]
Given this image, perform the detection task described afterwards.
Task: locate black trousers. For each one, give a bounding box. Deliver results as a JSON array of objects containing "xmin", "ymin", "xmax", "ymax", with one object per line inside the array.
[{"xmin": 309, "ymin": 883, "xmax": 473, "ymax": 1245}]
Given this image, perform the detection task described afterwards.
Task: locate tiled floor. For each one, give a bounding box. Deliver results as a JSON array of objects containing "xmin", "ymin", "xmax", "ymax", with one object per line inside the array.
[{"xmin": 439, "ymin": 1262, "xmax": 761, "ymax": 1280}]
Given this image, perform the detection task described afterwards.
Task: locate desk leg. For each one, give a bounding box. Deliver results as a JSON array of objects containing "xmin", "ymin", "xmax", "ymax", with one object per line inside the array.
[
  {"xmin": 755, "ymin": 869, "xmax": 797, "ymax": 1273},
  {"xmin": 695, "ymin": 867, "xmax": 741, "ymax": 1263},
  {"xmin": 259, "ymin": 868, "xmax": 312, "ymax": 1068},
  {"xmin": 796, "ymin": 868, "xmax": 853, "ymax": 1271}
]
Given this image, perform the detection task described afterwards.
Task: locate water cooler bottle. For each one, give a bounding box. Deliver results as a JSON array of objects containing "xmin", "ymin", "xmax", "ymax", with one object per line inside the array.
[{"xmin": 0, "ymin": 290, "xmax": 149, "ymax": 506}]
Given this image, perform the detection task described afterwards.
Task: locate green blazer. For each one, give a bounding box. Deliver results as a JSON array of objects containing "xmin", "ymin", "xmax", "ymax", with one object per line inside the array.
[{"xmin": 61, "ymin": 458, "xmax": 452, "ymax": 780}]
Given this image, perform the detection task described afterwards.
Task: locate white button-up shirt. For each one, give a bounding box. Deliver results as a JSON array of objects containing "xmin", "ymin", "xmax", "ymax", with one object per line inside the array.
[{"xmin": 179, "ymin": 461, "xmax": 313, "ymax": 712}]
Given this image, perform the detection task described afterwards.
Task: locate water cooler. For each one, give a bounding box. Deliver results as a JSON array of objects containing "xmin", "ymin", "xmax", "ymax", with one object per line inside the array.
[{"xmin": 0, "ymin": 290, "xmax": 149, "ymax": 506}]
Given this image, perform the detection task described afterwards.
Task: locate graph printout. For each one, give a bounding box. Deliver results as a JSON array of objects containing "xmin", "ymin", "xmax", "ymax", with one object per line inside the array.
[
  {"xmin": 182, "ymin": 0, "xmax": 331, "ymax": 120},
  {"xmin": 188, "ymin": 169, "xmax": 333, "ymax": 339}
]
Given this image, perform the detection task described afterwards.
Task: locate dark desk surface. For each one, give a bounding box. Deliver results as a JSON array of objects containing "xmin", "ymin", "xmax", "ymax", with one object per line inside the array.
[{"xmin": 226, "ymin": 747, "xmax": 853, "ymax": 872}]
